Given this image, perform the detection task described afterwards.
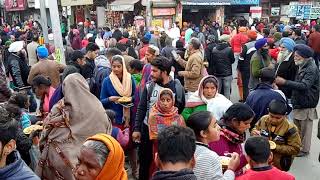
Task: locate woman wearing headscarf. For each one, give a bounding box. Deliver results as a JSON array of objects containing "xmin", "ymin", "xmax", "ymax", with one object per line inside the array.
[
  {"xmin": 36, "ymin": 73, "xmax": 112, "ymax": 180},
  {"xmin": 74, "ymin": 133, "xmax": 127, "ymax": 180},
  {"xmin": 182, "ymin": 75, "xmax": 232, "ymax": 121},
  {"xmin": 71, "ymin": 29, "xmax": 81, "ymax": 50},
  {"xmin": 100, "ymin": 55, "xmax": 135, "ymax": 129}
]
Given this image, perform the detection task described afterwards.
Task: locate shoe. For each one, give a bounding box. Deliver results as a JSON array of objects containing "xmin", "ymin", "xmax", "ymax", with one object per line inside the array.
[{"xmin": 297, "ymin": 151, "xmax": 309, "ymax": 157}]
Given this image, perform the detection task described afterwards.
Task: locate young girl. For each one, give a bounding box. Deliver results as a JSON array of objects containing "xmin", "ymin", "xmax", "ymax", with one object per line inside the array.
[
  {"xmin": 106, "ymin": 109, "xmax": 129, "ymax": 148},
  {"xmin": 6, "ymin": 92, "xmax": 31, "ymax": 130},
  {"xmin": 186, "ymin": 111, "xmax": 240, "ymax": 180},
  {"xmin": 148, "ymin": 88, "xmax": 185, "ymax": 177}
]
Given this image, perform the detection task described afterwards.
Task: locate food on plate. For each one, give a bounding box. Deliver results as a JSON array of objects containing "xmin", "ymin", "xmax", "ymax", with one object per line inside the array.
[
  {"xmin": 117, "ymin": 96, "xmax": 132, "ymax": 103},
  {"xmin": 269, "ymin": 140, "xmax": 277, "ymax": 150},
  {"xmin": 23, "ymin": 125, "xmax": 43, "ymax": 135},
  {"xmin": 220, "ymin": 156, "xmax": 231, "ymax": 167}
]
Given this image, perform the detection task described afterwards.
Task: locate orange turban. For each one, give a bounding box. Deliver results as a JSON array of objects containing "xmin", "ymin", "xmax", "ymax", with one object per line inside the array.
[
  {"xmin": 239, "ymin": 27, "xmax": 247, "ymax": 33},
  {"xmin": 87, "ymin": 134, "xmax": 127, "ymax": 180}
]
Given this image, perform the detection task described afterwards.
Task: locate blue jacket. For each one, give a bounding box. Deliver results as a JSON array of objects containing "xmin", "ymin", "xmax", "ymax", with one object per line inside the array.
[
  {"xmin": 100, "ymin": 76, "xmax": 136, "ymax": 125},
  {"xmin": 245, "ymin": 83, "xmax": 287, "ymax": 127},
  {"xmin": 0, "ymin": 150, "xmax": 40, "ymax": 180}
]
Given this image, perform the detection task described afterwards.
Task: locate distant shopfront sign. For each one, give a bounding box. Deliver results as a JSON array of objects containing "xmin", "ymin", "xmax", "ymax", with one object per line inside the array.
[
  {"xmin": 250, "ymin": 6, "xmax": 262, "ymax": 19},
  {"xmin": 61, "ymin": 0, "xmax": 93, "ymax": 6},
  {"xmin": 152, "ymin": 8, "xmax": 176, "ymax": 16},
  {"xmin": 5, "ymin": 0, "xmax": 27, "ymax": 11},
  {"xmin": 182, "ymin": 0, "xmax": 231, "ymax": 6},
  {"xmin": 310, "ymin": 7, "xmax": 320, "ymax": 19},
  {"xmin": 231, "ymin": 0, "xmax": 259, "ymax": 5}
]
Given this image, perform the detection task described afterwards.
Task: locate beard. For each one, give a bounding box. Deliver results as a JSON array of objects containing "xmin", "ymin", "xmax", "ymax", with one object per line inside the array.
[
  {"xmin": 154, "ymin": 76, "xmax": 164, "ymax": 85},
  {"xmin": 277, "ymin": 50, "xmax": 291, "ymax": 63}
]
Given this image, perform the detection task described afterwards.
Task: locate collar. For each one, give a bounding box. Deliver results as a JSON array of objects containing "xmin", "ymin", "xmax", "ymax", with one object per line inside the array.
[
  {"xmin": 196, "ymin": 141, "xmax": 209, "ymax": 148},
  {"xmin": 255, "ymin": 83, "xmax": 273, "ymax": 90},
  {"xmin": 252, "ymin": 165, "xmax": 272, "ymax": 171}
]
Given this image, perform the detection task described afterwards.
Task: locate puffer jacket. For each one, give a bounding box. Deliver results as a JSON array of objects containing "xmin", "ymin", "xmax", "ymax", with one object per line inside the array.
[
  {"xmin": 284, "ymin": 58, "xmax": 320, "ymax": 109},
  {"xmin": 209, "ymin": 42, "xmax": 235, "ymax": 77},
  {"xmin": 253, "ymin": 115, "xmax": 301, "ymax": 171},
  {"xmin": 0, "ymin": 150, "xmax": 40, "ymax": 180},
  {"xmin": 230, "ymin": 33, "xmax": 249, "ymax": 53},
  {"xmin": 8, "ymin": 53, "xmax": 30, "ymax": 88}
]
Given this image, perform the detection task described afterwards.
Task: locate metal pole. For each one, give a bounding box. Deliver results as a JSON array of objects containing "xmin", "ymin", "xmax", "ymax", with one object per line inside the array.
[
  {"xmin": 146, "ymin": 0, "xmax": 152, "ymax": 28},
  {"xmin": 39, "ymin": 0, "xmax": 49, "ymax": 44},
  {"xmin": 48, "ymin": 0, "xmax": 66, "ymax": 64}
]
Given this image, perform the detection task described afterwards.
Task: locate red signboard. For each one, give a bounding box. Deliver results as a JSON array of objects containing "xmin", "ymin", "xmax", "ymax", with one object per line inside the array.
[
  {"xmin": 5, "ymin": 0, "xmax": 26, "ymax": 12},
  {"xmin": 152, "ymin": 8, "xmax": 176, "ymax": 16}
]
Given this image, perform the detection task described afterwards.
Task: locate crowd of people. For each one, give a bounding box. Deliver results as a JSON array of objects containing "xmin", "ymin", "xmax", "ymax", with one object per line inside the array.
[{"xmin": 0, "ymin": 17, "xmax": 319, "ymax": 180}]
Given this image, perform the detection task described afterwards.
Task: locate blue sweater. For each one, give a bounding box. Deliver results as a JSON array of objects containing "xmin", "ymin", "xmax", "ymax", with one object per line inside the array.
[{"xmin": 100, "ymin": 76, "xmax": 136, "ymax": 125}]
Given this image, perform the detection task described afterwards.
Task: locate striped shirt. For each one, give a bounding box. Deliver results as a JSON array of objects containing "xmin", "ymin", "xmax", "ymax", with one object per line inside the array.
[{"xmin": 194, "ymin": 143, "xmax": 235, "ymax": 180}]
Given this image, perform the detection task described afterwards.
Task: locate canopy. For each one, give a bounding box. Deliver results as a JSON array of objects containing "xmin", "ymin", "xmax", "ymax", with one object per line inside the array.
[
  {"xmin": 181, "ymin": 0, "xmax": 231, "ymax": 6},
  {"xmin": 109, "ymin": 0, "xmax": 139, "ymax": 11}
]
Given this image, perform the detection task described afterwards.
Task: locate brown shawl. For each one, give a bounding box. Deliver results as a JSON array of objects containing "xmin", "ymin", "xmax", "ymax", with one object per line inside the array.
[{"xmin": 36, "ymin": 73, "xmax": 112, "ymax": 180}]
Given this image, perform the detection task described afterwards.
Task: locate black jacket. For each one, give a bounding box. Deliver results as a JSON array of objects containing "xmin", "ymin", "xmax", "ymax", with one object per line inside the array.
[
  {"xmin": 239, "ymin": 40, "xmax": 256, "ymax": 73},
  {"xmin": 284, "ymin": 59, "xmax": 320, "ymax": 109},
  {"xmin": 152, "ymin": 169, "xmax": 197, "ymax": 180},
  {"xmin": 276, "ymin": 53, "xmax": 298, "ymax": 99},
  {"xmin": 8, "ymin": 53, "xmax": 30, "ymax": 87},
  {"xmin": 205, "ymin": 42, "xmax": 216, "ymax": 62},
  {"xmin": 209, "ymin": 42, "xmax": 235, "ymax": 77},
  {"xmin": 81, "ymin": 58, "xmax": 95, "ymax": 79}
]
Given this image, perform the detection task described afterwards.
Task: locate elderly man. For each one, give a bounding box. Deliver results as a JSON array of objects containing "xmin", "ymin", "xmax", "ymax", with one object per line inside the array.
[
  {"xmin": 177, "ymin": 38, "xmax": 204, "ymax": 98},
  {"xmin": 28, "ymin": 46, "xmax": 65, "ymax": 88},
  {"xmin": 276, "ymin": 44, "xmax": 319, "ymax": 157},
  {"xmin": 275, "ymin": 38, "xmax": 297, "ymax": 99}
]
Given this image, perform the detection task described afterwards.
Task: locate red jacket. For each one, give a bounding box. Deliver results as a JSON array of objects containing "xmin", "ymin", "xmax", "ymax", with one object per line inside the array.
[
  {"xmin": 231, "ymin": 33, "xmax": 249, "ymax": 53},
  {"xmin": 236, "ymin": 166, "xmax": 295, "ymax": 180},
  {"xmin": 139, "ymin": 44, "xmax": 149, "ymax": 60},
  {"xmin": 269, "ymin": 48, "xmax": 280, "ymax": 61},
  {"xmin": 308, "ymin": 31, "xmax": 320, "ymax": 53}
]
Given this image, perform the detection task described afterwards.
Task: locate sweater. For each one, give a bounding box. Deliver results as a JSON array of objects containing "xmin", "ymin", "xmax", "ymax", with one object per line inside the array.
[
  {"xmin": 236, "ymin": 166, "xmax": 295, "ymax": 180},
  {"xmin": 0, "ymin": 150, "xmax": 40, "ymax": 180},
  {"xmin": 182, "ymin": 104, "xmax": 206, "ymax": 121},
  {"xmin": 100, "ymin": 76, "xmax": 136, "ymax": 125},
  {"xmin": 194, "ymin": 143, "xmax": 235, "ymax": 180},
  {"xmin": 209, "ymin": 135, "xmax": 247, "ymax": 176}
]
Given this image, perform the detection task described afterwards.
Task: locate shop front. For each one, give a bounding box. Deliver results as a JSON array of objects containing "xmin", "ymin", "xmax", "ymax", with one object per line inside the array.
[
  {"xmin": 150, "ymin": 0, "xmax": 177, "ymax": 29},
  {"xmin": 4, "ymin": 0, "xmax": 27, "ymax": 23},
  {"xmin": 181, "ymin": 0, "xmax": 231, "ymax": 26},
  {"xmin": 225, "ymin": 0, "xmax": 260, "ymax": 23}
]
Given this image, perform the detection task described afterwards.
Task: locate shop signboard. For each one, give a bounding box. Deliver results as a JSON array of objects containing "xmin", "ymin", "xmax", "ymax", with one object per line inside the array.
[
  {"xmin": 152, "ymin": 8, "xmax": 176, "ymax": 16},
  {"xmin": 250, "ymin": 6, "xmax": 262, "ymax": 19},
  {"xmin": 182, "ymin": 0, "xmax": 231, "ymax": 6},
  {"xmin": 296, "ymin": 5, "xmax": 311, "ymax": 19},
  {"xmin": 231, "ymin": 0, "xmax": 259, "ymax": 5},
  {"xmin": 152, "ymin": 19, "xmax": 163, "ymax": 28},
  {"xmin": 271, "ymin": 7, "xmax": 280, "ymax": 16},
  {"xmin": 61, "ymin": 0, "xmax": 93, "ymax": 6},
  {"xmin": 5, "ymin": 0, "xmax": 26, "ymax": 11},
  {"xmin": 310, "ymin": 7, "xmax": 320, "ymax": 19}
]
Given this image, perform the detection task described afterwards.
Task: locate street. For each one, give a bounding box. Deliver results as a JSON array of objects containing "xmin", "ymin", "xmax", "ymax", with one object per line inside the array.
[{"xmin": 229, "ymin": 78, "xmax": 320, "ymax": 180}]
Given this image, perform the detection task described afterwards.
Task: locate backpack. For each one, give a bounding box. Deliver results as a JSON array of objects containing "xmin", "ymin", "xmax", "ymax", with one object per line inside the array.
[{"xmin": 88, "ymin": 66, "xmax": 111, "ymax": 98}]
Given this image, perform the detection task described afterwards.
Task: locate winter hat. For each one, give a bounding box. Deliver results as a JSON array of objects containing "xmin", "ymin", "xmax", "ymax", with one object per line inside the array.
[
  {"xmin": 279, "ymin": 38, "xmax": 295, "ymax": 52},
  {"xmin": 247, "ymin": 30, "xmax": 257, "ymax": 40},
  {"xmin": 219, "ymin": 34, "xmax": 231, "ymax": 42},
  {"xmin": 239, "ymin": 27, "xmax": 247, "ymax": 33},
  {"xmin": 8, "ymin": 41, "xmax": 24, "ymax": 53},
  {"xmin": 195, "ymin": 27, "xmax": 200, "ymax": 32},
  {"xmin": 294, "ymin": 44, "xmax": 314, "ymax": 58},
  {"xmin": 255, "ymin": 38, "xmax": 268, "ymax": 50},
  {"xmin": 36, "ymin": 46, "xmax": 49, "ymax": 59},
  {"xmin": 144, "ymin": 32, "xmax": 152, "ymax": 41}
]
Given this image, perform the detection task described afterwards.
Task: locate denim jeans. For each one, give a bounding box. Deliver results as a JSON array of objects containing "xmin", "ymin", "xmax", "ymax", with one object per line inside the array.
[
  {"xmin": 217, "ymin": 75, "xmax": 233, "ymax": 99},
  {"xmin": 233, "ymin": 53, "xmax": 240, "ymax": 78}
]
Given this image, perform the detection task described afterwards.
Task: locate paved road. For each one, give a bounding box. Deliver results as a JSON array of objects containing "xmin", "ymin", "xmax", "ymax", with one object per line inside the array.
[{"xmin": 229, "ymin": 79, "xmax": 320, "ymax": 180}]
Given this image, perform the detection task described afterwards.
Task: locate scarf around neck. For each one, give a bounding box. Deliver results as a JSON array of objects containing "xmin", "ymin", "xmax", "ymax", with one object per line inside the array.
[
  {"xmin": 148, "ymin": 88, "xmax": 185, "ymax": 140},
  {"xmin": 109, "ymin": 56, "xmax": 132, "ymax": 97},
  {"xmin": 219, "ymin": 123, "xmax": 246, "ymax": 144}
]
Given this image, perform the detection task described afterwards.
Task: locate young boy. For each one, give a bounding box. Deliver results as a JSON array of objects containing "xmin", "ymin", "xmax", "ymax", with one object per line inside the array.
[
  {"xmin": 106, "ymin": 109, "xmax": 129, "ymax": 148},
  {"xmin": 251, "ymin": 99, "xmax": 301, "ymax": 171},
  {"xmin": 152, "ymin": 126, "xmax": 197, "ymax": 180},
  {"xmin": 129, "ymin": 59, "xmax": 144, "ymax": 86},
  {"xmin": 236, "ymin": 136, "xmax": 295, "ymax": 180}
]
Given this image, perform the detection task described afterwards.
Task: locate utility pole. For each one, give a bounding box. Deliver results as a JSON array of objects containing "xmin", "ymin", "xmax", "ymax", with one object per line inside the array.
[
  {"xmin": 39, "ymin": 0, "xmax": 49, "ymax": 44},
  {"xmin": 48, "ymin": 0, "xmax": 66, "ymax": 64},
  {"xmin": 146, "ymin": 0, "xmax": 152, "ymax": 28}
]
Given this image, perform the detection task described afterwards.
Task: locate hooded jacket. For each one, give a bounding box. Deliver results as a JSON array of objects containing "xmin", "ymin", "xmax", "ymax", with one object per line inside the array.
[
  {"xmin": 0, "ymin": 150, "xmax": 40, "ymax": 180},
  {"xmin": 209, "ymin": 42, "xmax": 235, "ymax": 77}
]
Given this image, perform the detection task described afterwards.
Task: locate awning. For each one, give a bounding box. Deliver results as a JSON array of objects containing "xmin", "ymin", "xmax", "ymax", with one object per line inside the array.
[
  {"xmin": 109, "ymin": 0, "xmax": 139, "ymax": 11},
  {"xmin": 141, "ymin": 0, "xmax": 176, "ymax": 8},
  {"xmin": 181, "ymin": 0, "xmax": 231, "ymax": 6}
]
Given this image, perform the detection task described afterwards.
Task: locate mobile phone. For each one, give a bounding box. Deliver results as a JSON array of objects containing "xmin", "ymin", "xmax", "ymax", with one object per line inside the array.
[{"xmin": 171, "ymin": 50, "xmax": 179, "ymax": 60}]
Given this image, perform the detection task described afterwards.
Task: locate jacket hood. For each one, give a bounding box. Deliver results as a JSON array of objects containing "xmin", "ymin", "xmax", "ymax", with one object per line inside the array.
[
  {"xmin": 152, "ymin": 169, "xmax": 197, "ymax": 180},
  {"xmin": 216, "ymin": 42, "xmax": 229, "ymax": 50}
]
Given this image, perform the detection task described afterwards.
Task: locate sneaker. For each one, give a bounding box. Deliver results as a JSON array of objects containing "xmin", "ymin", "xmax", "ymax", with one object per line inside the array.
[{"xmin": 297, "ymin": 151, "xmax": 309, "ymax": 157}]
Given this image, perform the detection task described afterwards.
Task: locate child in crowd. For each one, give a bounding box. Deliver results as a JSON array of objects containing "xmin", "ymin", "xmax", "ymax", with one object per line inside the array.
[
  {"xmin": 251, "ymin": 100, "xmax": 301, "ymax": 171},
  {"xmin": 6, "ymin": 92, "xmax": 31, "ymax": 130},
  {"xmin": 106, "ymin": 109, "xmax": 129, "ymax": 148},
  {"xmin": 129, "ymin": 59, "xmax": 144, "ymax": 86},
  {"xmin": 148, "ymin": 88, "xmax": 185, "ymax": 177},
  {"xmin": 236, "ymin": 136, "xmax": 295, "ymax": 180},
  {"xmin": 187, "ymin": 111, "xmax": 240, "ymax": 180}
]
